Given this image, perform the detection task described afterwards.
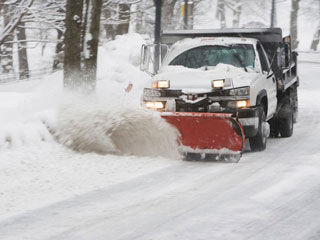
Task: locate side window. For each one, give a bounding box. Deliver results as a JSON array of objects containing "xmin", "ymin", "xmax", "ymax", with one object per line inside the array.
[{"xmin": 257, "ymin": 43, "xmax": 269, "ymax": 72}]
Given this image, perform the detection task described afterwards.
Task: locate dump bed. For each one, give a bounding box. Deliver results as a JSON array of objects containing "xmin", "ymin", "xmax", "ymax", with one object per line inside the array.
[{"xmin": 161, "ymin": 28, "xmax": 283, "ymax": 45}]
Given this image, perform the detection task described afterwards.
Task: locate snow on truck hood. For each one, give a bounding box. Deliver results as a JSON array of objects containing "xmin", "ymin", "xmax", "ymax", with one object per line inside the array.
[{"xmin": 154, "ymin": 64, "xmax": 259, "ymax": 93}]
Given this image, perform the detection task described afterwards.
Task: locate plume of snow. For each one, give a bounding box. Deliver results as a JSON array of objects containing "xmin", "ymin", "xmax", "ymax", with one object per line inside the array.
[{"xmin": 54, "ymin": 99, "xmax": 181, "ymax": 159}]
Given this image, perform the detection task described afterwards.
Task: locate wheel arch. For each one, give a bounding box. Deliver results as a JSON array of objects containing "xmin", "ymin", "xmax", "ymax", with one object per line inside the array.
[{"xmin": 256, "ymin": 90, "xmax": 268, "ymax": 115}]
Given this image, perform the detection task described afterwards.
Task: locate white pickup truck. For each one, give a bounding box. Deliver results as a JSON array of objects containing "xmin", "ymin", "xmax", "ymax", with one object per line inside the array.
[{"xmin": 141, "ymin": 28, "xmax": 299, "ymax": 152}]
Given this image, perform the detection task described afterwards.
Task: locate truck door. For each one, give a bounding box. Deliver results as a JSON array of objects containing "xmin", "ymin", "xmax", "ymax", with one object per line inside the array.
[{"xmin": 257, "ymin": 43, "xmax": 277, "ymax": 119}]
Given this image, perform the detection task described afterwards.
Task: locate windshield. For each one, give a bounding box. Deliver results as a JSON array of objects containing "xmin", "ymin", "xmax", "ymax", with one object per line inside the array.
[{"xmin": 169, "ymin": 44, "xmax": 255, "ymax": 69}]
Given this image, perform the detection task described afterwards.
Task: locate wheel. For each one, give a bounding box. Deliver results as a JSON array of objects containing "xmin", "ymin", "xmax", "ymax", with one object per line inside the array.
[
  {"xmin": 292, "ymin": 86, "xmax": 298, "ymax": 123},
  {"xmin": 277, "ymin": 99, "xmax": 294, "ymax": 138},
  {"xmin": 279, "ymin": 107, "xmax": 293, "ymax": 137},
  {"xmin": 185, "ymin": 152, "xmax": 202, "ymax": 161},
  {"xmin": 269, "ymin": 119, "xmax": 280, "ymax": 138},
  {"xmin": 249, "ymin": 106, "xmax": 268, "ymax": 151}
]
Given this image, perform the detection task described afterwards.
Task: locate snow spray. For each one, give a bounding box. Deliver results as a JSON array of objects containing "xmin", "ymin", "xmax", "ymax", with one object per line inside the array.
[{"xmin": 54, "ymin": 98, "xmax": 181, "ymax": 159}]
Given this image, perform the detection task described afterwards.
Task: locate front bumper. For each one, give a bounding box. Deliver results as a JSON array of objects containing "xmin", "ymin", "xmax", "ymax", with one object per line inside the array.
[{"xmin": 143, "ymin": 88, "xmax": 259, "ymax": 137}]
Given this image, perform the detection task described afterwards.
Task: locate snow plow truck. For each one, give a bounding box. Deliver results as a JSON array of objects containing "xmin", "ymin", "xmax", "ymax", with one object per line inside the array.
[{"xmin": 140, "ymin": 28, "xmax": 299, "ymax": 160}]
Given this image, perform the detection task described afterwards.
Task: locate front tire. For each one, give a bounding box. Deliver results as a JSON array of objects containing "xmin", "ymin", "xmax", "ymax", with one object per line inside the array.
[{"xmin": 249, "ymin": 107, "xmax": 268, "ymax": 151}]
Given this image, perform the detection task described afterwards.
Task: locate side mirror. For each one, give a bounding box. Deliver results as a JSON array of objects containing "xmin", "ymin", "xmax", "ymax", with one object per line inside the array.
[
  {"xmin": 140, "ymin": 44, "xmax": 151, "ymax": 73},
  {"xmin": 140, "ymin": 44, "xmax": 169, "ymax": 75}
]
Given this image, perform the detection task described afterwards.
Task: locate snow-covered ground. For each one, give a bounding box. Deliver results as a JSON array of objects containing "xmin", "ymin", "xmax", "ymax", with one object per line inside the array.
[{"xmin": 0, "ymin": 34, "xmax": 320, "ymax": 239}]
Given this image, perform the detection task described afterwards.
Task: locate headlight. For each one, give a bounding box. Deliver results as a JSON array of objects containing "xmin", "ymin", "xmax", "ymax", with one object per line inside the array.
[
  {"xmin": 229, "ymin": 87, "xmax": 250, "ymax": 96},
  {"xmin": 226, "ymin": 100, "xmax": 250, "ymax": 109},
  {"xmin": 145, "ymin": 101, "xmax": 165, "ymax": 110},
  {"xmin": 212, "ymin": 79, "xmax": 225, "ymax": 88},
  {"xmin": 212, "ymin": 78, "xmax": 232, "ymax": 89},
  {"xmin": 236, "ymin": 100, "xmax": 250, "ymax": 108},
  {"xmin": 152, "ymin": 80, "xmax": 170, "ymax": 89}
]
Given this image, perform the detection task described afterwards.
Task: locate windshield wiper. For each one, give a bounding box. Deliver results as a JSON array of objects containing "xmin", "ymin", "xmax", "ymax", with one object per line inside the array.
[
  {"xmin": 233, "ymin": 53, "xmax": 248, "ymax": 72},
  {"xmin": 219, "ymin": 45, "xmax": 248, "ymax": 72},
  {"xmin": 230, "ymin": 48, "xmax": 248, "ymax": 72}
]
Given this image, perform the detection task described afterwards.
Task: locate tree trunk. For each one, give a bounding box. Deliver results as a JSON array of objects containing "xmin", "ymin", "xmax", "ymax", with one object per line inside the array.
[
  {"xmin": 232, "ymin": 0, "xmax": 242, "ymax": 28},
  {"xmin": 135, "ymin": 1, "xmax": 144, "ymax": 34},
  {"xmin": 310, "ymin": 0, "xmax": 320, "ymax": 51},
  {"xmin": 162, "ymin": 0, "xmax": 177, "ymax": 30},
  {"xmin": 310, "ymin": 28, "xmax": 320, "ymax": 51},
  {"xmin": 17, "ymin": 22, "xmax": 29, "ymax": 79},
  {"xmin": 1, "ymin": 3, "xmax": 14, "ymax": 74},
  {"xmin": 216, "ymin": 0, "xmax": 226, "ymax": 29},
  {"xmin": 83, "ymin": 0, "xmax": 103, "ymax": 91},
  {"xmin": 290, "ymin": 0, "xmax": 301, "ymax": 50},
  {"xmin": 63, "ymin": 0, "xmax": 84, "ymax": 89},
  {"xmin": 116, "ymin": 4, "xmax": 130, "ymax": 35},
  {"xmin": 102, "ymin": 3, "xmax": 116, "ymax": 40}
]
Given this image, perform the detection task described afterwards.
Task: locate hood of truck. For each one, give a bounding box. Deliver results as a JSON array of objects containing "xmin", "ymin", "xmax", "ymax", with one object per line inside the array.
[{"xmin": 152, "ymin": 65, "xmax": 260, "ymax": 93}]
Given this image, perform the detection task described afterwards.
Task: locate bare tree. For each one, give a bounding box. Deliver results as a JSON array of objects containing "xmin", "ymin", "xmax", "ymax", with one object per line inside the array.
[
  {"xmin": 1, "ymin": 2, "xmax": 14, "ymax": 74},
  {"xmin": 290, "ymin": 0, "xmax": 301, "ymax": 49},
  {"xmin": 216, "ymin": 0, "xmax": 226, "ymax": 28},
  {"xmin": 83, "ymin": 0, "xmax": 103, "ymax": 91},
  {"xmin": 116, "ymin": 3, "xmax": 130, "ymax": 35},
  {"xmin": 17, "ymin": 22, "xmax": 29, "ymax": 79},
  {"xmin": 161, "ymin": 0, "xmax": 178, "ymax": 30},
  {"xmin": 0, "ymin": 0, "xmax": 34, "ymax": 46},
  {"xmin": 231, "ymin": 0, "xmax": 242, "ymax": 27},
  {"xmin": 310, "ymin": 0, "xmax": 320, "ymax": 51},
  {"xmin": 134, "ymin": 0, "xmax": 155, "ymax": 35},
  {"xmin": 102, "ymin": 1, "xmax": 117, "ymax": 40}
]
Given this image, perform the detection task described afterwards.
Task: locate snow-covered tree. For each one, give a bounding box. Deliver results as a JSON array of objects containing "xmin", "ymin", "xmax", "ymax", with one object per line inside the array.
[
  {"xmin": 290, "ymin": 0, "xmax": 301, "ymax": 49},
  {"xmin": 0, "ymin": 0, "xmax": 34, "ymax": 76}
]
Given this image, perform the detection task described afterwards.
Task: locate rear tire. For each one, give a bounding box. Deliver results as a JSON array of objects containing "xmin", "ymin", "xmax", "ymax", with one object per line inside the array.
[
  {"xmin": 292, "ymin": 85, "xmax": 298, "ymax": 123},
  {"xmin": 277, "ymin": 98, "xmax": 294, "ymax": 138},
  {"xmin": 269, "ymin": 119, "xmax": 280, "ymax": 138},
  {"xmin": 279, "ymin": 108, "xmax": 293, "ymax": 137},
  {"xmin": 249, "ymin": 107, "xmax": 267, "ymax": 151}
]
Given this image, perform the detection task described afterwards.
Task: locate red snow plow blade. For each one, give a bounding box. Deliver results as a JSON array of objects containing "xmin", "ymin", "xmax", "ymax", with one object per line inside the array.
[{"xmin": 162, "ymin": 112, "xmax": 245, "ymax": 153}]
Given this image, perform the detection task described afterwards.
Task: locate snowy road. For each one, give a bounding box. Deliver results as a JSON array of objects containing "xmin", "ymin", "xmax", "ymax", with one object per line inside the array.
[{"xmin": 1, "ymin": 62, "xmax": 320, "ymax": 239}]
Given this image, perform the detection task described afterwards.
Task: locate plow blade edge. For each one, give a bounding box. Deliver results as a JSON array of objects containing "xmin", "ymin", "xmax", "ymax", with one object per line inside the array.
[{"xmin": 162, "ymin": 112, "xmax": 245, "ymax": 153}]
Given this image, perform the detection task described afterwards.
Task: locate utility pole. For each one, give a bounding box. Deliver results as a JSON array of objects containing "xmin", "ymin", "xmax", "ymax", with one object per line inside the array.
[
  {"xmin": 184, "ymin": 0, "xmax": 188, "ymax": 29},
  {"xmin": 270, "ymin": 0, "xmax": 276, "ymax": 28},
  {"xmin": 154, "ymin": 0, "xmax": 162, "ymax": 73}
]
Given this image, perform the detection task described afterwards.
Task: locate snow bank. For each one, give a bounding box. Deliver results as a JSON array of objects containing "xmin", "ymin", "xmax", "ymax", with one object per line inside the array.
[
  {"xmin": 0, "ymin": 71, "xmax": 63, "ymax": 150},
  {"xmin": 97, "ymin": 33, "xmax": 149, "ymax": 101},
  {"xmin": 0, "ymin": 111, "xmax": 55, "ymax": 149}
]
